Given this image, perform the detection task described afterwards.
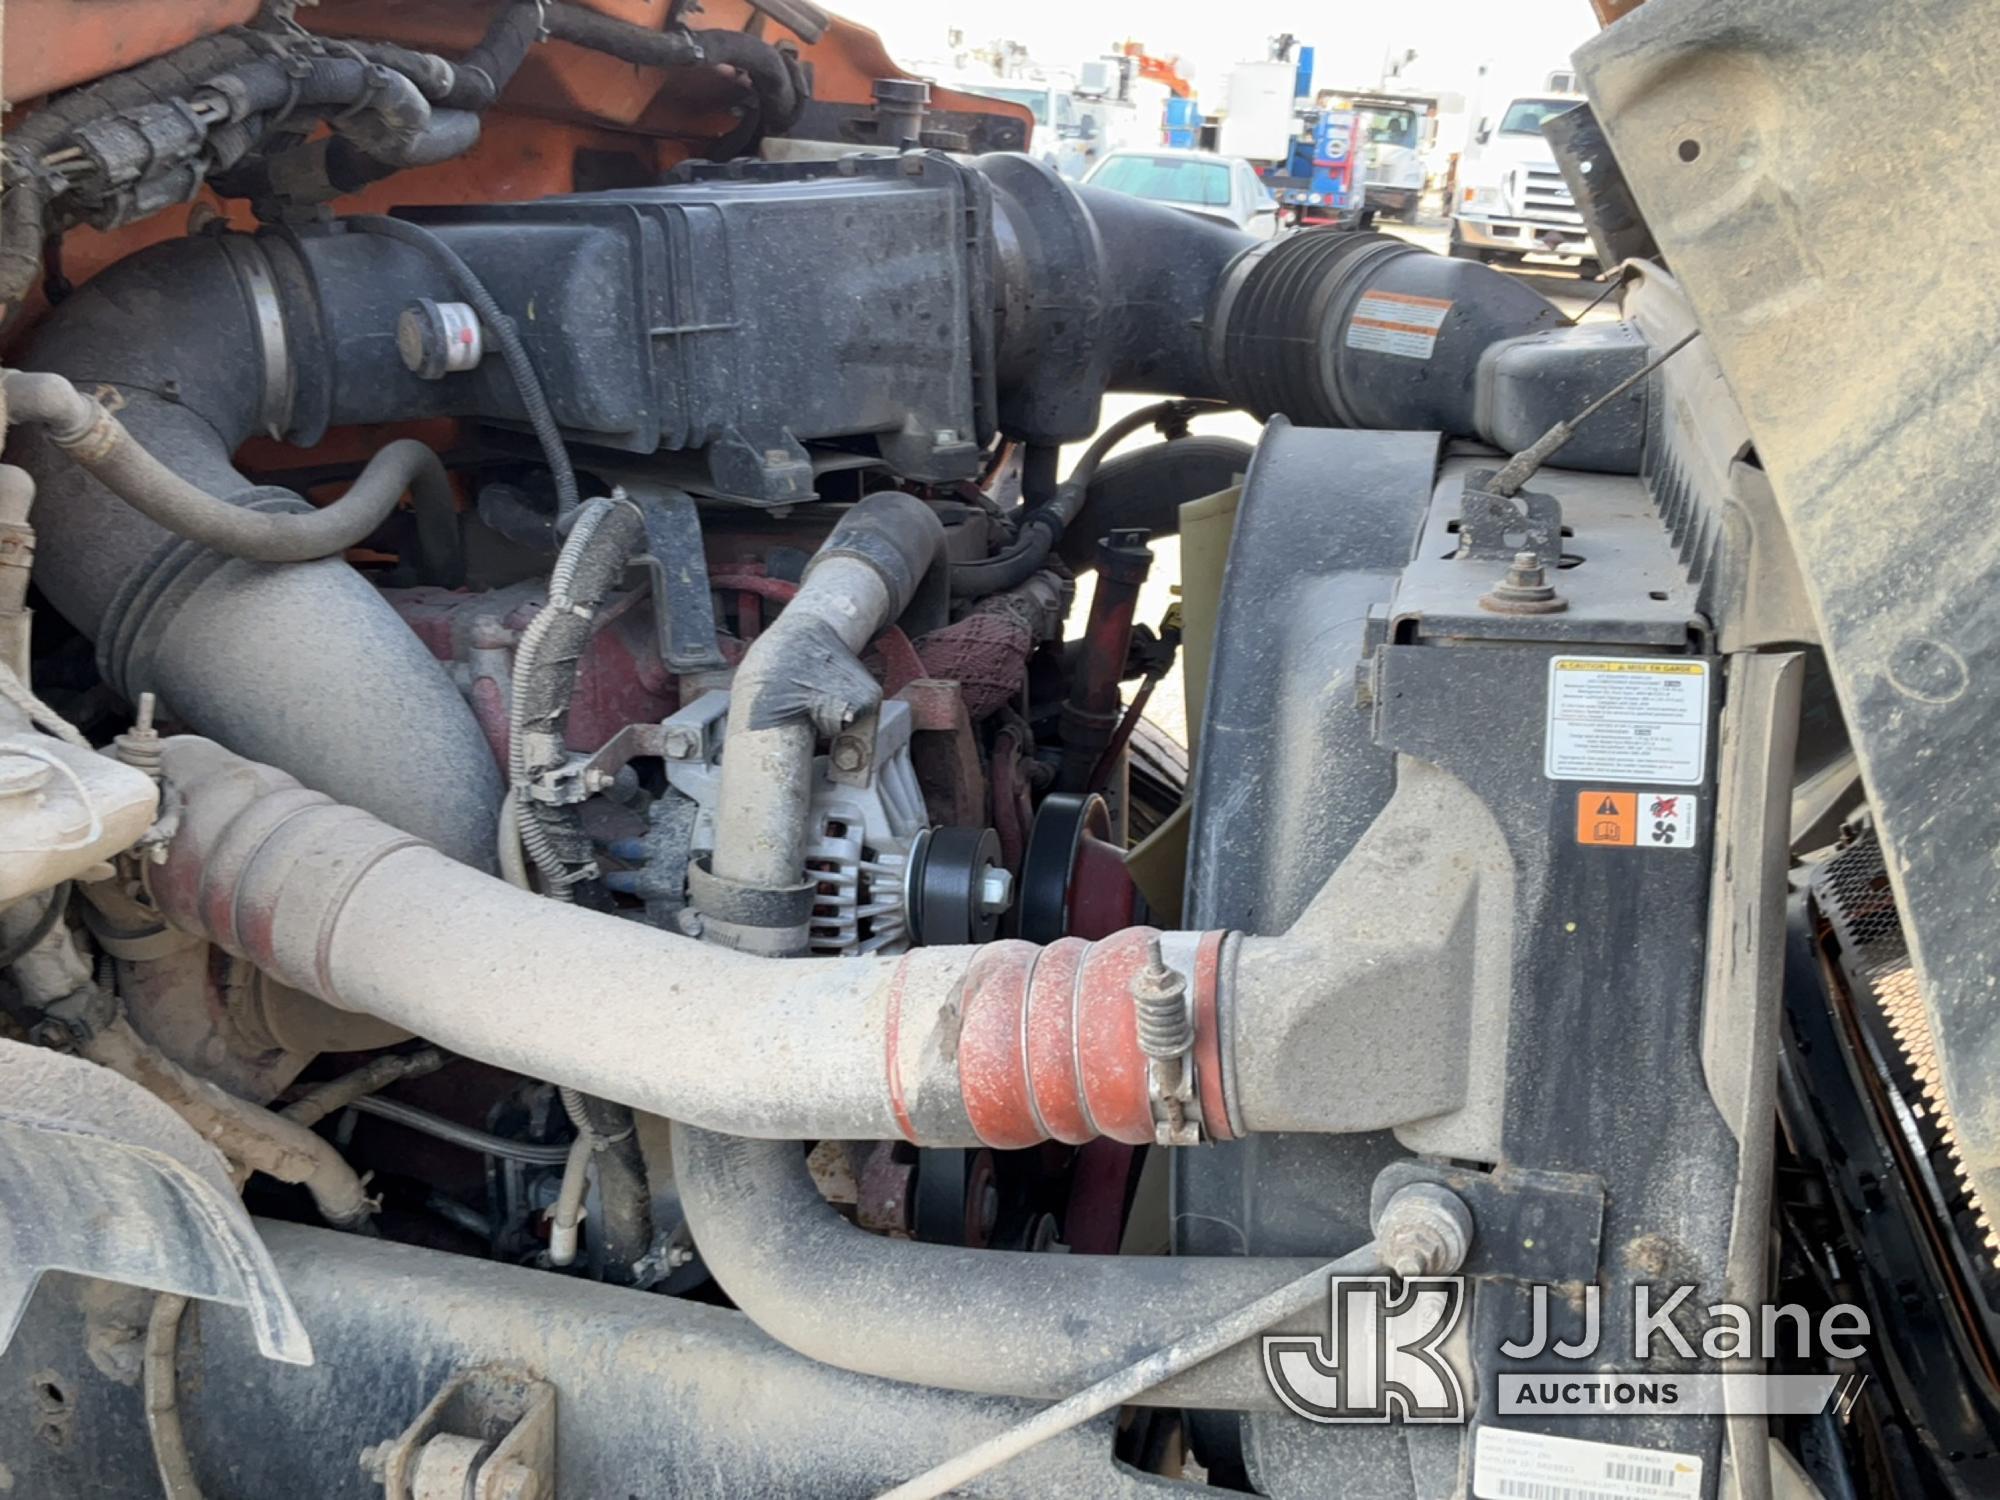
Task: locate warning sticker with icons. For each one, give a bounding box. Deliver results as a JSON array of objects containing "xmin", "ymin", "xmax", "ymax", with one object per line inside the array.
[{"xmin": 1576, "ymin": 791, "xmax": 1698, "ymax": 849}]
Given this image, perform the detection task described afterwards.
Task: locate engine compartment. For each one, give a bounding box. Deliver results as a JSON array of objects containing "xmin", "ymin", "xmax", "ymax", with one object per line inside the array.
[{"xmin": 0, "ymin": 3, "xmax": 1985, "ymax": 1498}]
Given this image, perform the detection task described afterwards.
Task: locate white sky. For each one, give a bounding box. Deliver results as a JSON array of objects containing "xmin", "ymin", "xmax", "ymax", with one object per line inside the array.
[{"xmin": 843, "ymin": 0, "xmax": 1603, "ymax": 105}]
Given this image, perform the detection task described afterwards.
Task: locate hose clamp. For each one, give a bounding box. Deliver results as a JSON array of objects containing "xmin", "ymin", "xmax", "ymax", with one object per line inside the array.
[{"xmin": 216, "ymin": 236, "xmax": 293, "ymax": 440}]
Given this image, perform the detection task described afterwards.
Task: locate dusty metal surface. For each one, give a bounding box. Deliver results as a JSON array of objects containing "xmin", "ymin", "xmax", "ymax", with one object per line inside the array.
[
  {"xmin": 1698, "ymin": 651, "xmax": 1803, "ymax": 1500},
  {"xmin": 1579, "ymin": 0, "xmax": 2000, "ymax": 1227},
  {"xmin": 0, "ymin": 1039, "xmax": 309, "ymax": 1365},
  {"xmin": 0, "ymin": 1224, "xmax": 1184, "ymax": 1498}
]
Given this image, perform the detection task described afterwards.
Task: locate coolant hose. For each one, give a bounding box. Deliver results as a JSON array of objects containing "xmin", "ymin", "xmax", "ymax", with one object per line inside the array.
[
  {"xmin": 3, "ymin": 372, "xmax": 461, "ymax": 570},
  {"xmin": 564, "ymin": 1088, "xmax": 656, "ymax": 1282},
  {"xmin": 1057, "ymin": 434, "xmax": 1255, "ymax": 572},
  {"xmin": 671, "ymin": 1128, "xmax": 1324, "ymax": 1410},
  {"xmin": 83, "ymin": 1018, "xmax": 372, "ymax": 1230},
  {"xmin": 951, "ymin": 401, "xmax": 1225, "ymax": 598},
  {"xmin": 700, "ymin": 491, "xmax": 946, "ymax": 952}
]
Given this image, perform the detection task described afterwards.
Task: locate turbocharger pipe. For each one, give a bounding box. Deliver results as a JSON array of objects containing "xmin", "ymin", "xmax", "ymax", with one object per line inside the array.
[
  {"xmin": 10, "ymin": 232, "xmax": 501, "ymax": 867},
  {"xmin": 145, "ymin": 735, "xmax": 1234, "ymax": 1149}
]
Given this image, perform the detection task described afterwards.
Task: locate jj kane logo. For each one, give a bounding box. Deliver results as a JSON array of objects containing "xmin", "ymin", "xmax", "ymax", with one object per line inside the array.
[
  {"xmin": 1262, "ymin": 1277, "xmax": 1467, "ymax": 1422},
  {"xmin": 1262, "ymin": 1278, "xmax": 1870, "ymax": 1422}
]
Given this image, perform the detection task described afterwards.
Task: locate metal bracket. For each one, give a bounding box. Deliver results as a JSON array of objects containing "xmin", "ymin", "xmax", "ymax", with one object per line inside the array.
[
  {"xmin": 626, "ymin": 483, "xmax": 727, "ymax": 674},
  {"xmin": 364, "ymin": 1363, "xmax": 556, "ymax": 1500},
  {"xmin": 529, "ymin": 692, "xmax": 736, "ymax": 805},
  {"xmin": 1369, "ymin": 1160, "xmax": 1605, "ymax": 1286},
  {"xmin": 529, "ymin": 721, "xmax": 675, "ymax": 806},
  {"xmin": 1454, "ymin": 470, "xmax": 1565, "ymax": 567},
  {"xmin": 826, "ymin": 705, "xmax": 878, "ymax": 789}
]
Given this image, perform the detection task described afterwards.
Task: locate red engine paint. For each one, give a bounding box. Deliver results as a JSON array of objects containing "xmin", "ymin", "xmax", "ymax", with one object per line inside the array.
[
  {"xmin": 386, "ymin": 585, "xmax": 680, "ymax": 770},
  {"xmin": 1065, "ymin": 833, "xmax": 1140, "ymax": 939}
]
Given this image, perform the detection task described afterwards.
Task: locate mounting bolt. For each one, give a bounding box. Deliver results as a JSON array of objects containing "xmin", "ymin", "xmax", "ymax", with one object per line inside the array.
[
  {"xmin": 28, "ymin": 1017, "xmax": 77, "ymax": 1054},
  {"xmin": 661, "ymin": 725, "xmax": 702, "ymax": 762},
  {"xmin": 582, "ymin": 767, "xmax": 614, "ymax": 794},
  {"xmin": 1479, "ymin": 549, "xmax": 1567, "ymax": 615},
  {"xmin": 357, "ymin": 1441, "xmax": 390, "ymax": 1482},
  {"xmin": 1373, "ymin": 1182, "xmax": 1474, "ymax": 1278},
  {"xmin": 976, "ymin": 866, "xmax": 1014, "ymax": 916},
  {"xmin": 486, "ymin": 1458, "xmax": 536, "ymax": 1500},
  {"xmin": 829, "ymin": 737, "xmax": 866, "ymax": 773},
  {"xmin": 113, "ymin": 691, "xmax": 165, "ymax": 780}
]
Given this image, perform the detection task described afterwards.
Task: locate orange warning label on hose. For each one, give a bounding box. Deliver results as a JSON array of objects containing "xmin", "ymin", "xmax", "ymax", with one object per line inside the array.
[{"xmin": 1577, "ymin": 791, "xmax": 1638, "ymax": 846}]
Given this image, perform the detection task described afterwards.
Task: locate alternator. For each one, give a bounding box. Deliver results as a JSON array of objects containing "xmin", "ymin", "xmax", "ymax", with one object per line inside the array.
[
  {"xmin": 659, "ymin": 692, "xmax": 1012, "ymax": 954},
  {"xmin": 664, "ymin": 695, "xmax": 925, "ymax": 956}
]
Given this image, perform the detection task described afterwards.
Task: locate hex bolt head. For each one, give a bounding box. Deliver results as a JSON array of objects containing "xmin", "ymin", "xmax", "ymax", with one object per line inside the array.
[
  {"xmin": 976, "ymin": 866, "xmax": 1014, "ymax": 915},
  {"xmin": 661, "ymin": 725, "xmax": 701, "ymax": 762},
  {"xmin": 1504, "ymin": 550, "xmax": 1547, "ymax": 590},
  {"xmin": 1374, "ymin": 1182, "xmax": 1474, "ymax": 1278},
  {"xmin": 357, "ymin": 1441, "xmax": 389, "ymax": 1481},
  {"xmin": 486, "ymin": 1459, "xmax": 536, "ymax": 1500},
  {"xmin": 1479, "ymin": 548, "xmax": 1567, "ymax": 615},
  {"xmin": 830, "ymin": 739, "xmax": 866, "ymax": 773}
]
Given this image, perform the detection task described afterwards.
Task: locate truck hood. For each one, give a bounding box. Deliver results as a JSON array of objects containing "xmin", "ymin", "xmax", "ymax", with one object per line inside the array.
[{"xmin": 1463, "ymin": 132, "xmax": 1556, "ymax": 185}]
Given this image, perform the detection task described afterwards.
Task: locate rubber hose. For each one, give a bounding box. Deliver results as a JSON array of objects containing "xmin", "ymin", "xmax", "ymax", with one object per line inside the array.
[
  {"xmin": 952, "ymin": 401, "xmax": 1227, "ymax": 598},
  {"xmin": 558, "ymin": 1086, "xmax": 655, "ymax": 1282},
  {"xmin": 539, "ymin": 7, "xmax": 803, "ymax": 132},
  {"xmin": 448, "ymin": 1, "xmax": 544, "ymax": 111},
  {"xmin": 1057, "ymin": 434, "xmax": 1254, "ymax": 572},
  {"xmin": 3, "ymin": 371, "xmax": 461, "ymax": 569}
]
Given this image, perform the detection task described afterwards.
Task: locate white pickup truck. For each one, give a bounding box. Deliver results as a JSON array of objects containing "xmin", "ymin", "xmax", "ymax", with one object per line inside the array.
[{"xmin": 1448, "ymin": 93, "xmax": 1598, "ymax": 275}]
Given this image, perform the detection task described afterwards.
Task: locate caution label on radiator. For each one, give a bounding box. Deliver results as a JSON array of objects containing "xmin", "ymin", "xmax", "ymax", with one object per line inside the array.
[
  {"xmin": 1576, "ymin": 791, "xmax": 1698, "ymax": 848},
  {"xmin": 1344, "ymin": 290, "xmax": 1452, "ymax": 358},
  {"xmin": 1473, "ymin": 1426, "xmax": 1703, "ymax": 1499},
  {"xmin": 1545, "ymin": 656, "xmax": 1708, "ymax": 785}
]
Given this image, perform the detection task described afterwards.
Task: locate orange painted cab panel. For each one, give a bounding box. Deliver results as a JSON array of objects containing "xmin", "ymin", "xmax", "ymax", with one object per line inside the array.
[{"xmin": 2, "ymin": 0, "xmax": 260, "ymax": 101}]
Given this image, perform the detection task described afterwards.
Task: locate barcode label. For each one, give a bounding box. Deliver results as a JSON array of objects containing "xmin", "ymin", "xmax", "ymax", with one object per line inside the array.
[
  {"xmin": 1474, "ymin": 1427, "xmax": 1703, "ymax": 1499},
  {"xmin": 1609, "ymin": 1462, "xmax": 1673, "ymax": 1487},
  {"xmin": 1491, "ymin": 1482, "xmax": 1668, "ymax": 1500}
]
